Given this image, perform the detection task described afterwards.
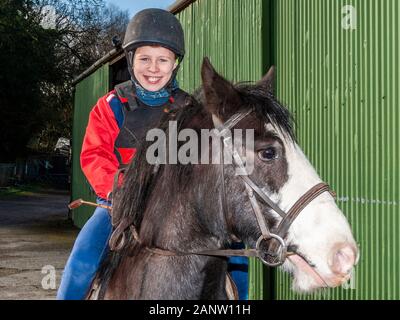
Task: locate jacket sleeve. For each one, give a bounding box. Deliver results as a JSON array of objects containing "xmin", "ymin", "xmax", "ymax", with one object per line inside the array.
[{"xmin": 80, "ymin": 93, "xmax": 120, "ymax": 200}]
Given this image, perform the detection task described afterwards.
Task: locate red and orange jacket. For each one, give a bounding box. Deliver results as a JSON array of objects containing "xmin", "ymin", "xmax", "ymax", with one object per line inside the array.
[{"xmin": 80, "ymin": 91, "xmax": 135, "ymax": 199}]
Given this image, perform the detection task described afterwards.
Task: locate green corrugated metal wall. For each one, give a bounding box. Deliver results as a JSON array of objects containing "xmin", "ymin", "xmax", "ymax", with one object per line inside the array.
[
  {"xmin": 175, "ymin": 0, "xmax": 274, "ymax": 300},
  {"xmin": 177, "ymin": 0, "xmax": 273, "ymax": 87},
  {"xmin": 72, "ymin": 64, "xmax": 110, "ymax": 228},
  {"xmin": 274, "ymin": 0, "xmax": 400, "ymax": 299}
]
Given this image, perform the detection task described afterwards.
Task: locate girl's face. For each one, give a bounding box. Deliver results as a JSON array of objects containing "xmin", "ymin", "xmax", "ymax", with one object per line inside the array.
[{"xmin": 133, "ymin": 46, "xmax": 177, "ymax": 92}]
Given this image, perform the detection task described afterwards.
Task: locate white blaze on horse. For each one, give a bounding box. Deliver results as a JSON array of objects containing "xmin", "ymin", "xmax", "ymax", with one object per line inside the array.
[
  {"xmin": 271, "ymin": 129, "xmax": 358, "ymax": 291},
  {"xmin": 88, "ymin": 58, "xmax": 359, "ymax": 299}
]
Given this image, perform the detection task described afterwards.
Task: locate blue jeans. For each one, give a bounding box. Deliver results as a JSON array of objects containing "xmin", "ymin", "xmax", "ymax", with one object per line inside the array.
[
  {"xmin": 57, "ymin": 198, "xmax": 112, "ymax": 300},
  {"xmin": 228, "ymin": 242, "xmax": 249, "ymax": 300},
  {"xmin": 57, "ymin": 198, "xmax": 248, "ymax": 300}
]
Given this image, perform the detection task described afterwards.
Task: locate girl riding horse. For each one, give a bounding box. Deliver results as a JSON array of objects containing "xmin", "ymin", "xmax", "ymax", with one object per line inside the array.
[{"xmin": 57, "ymin": 8, "xmax": 247, "ymax": 300}]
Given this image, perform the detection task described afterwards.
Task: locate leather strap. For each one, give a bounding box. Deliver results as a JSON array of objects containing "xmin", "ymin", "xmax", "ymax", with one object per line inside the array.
[
  {"xmin": 115, "ymin": 80, "xmax": 138, "ymax": 112},
  {"xmin": 276, "ymin": 182, "xmax": 334, "ymax": 237},
  {"xmin": 266, "ymin": 183, "xmax": 334, "ymax": 257}
]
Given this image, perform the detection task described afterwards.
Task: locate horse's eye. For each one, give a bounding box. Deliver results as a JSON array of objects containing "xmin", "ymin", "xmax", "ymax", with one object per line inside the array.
[{"xmin": 258, "ymin": 147, "xmax": 278, "ymax": 161}]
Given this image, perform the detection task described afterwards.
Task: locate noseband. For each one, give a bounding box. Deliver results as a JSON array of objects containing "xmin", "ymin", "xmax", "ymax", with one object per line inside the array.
[{"xmin": 109, "ymin": 109, "xmax": 335, "ymax": 268}]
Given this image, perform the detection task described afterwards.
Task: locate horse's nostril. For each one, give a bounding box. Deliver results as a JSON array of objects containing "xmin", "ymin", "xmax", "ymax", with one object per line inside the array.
[{"xmin": 331, "ymin": 244, "xmax": 356, "ymax": 276}]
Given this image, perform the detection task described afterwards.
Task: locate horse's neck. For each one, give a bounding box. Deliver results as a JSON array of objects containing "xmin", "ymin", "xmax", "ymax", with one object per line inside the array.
[
  {"xmin": 106, "ymin": 165, "xmax": 231, "ymax": 299},
  {"xmin": 111, "ymin": 250, "xmax": 228, "ymax": 299},
  {"xmin": 139, "ymin": 174, "xmax": 228, "ymax": 252},
  {"xmin": 140, "ymin": 204, "xmax": 225, "ymax": 252}
]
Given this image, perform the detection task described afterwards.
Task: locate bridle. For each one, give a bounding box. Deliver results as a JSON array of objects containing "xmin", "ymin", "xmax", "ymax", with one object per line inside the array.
[
  {"xmin": 109, "ymin": 108, "xmax": 335, "ymax": 268},
  {"xmin": 207, "ymin": 109, "xmax": 336, "ymax": 266}
]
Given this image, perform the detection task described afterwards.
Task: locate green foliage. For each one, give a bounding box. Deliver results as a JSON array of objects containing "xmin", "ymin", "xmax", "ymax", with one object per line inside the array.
[
  {"xmin": 0, "ymin": 0, "xmax": 57, "ymax": 160},
  {"xmin": 0, "ymin": 0, "xmax": 129, "ymax": 160}
]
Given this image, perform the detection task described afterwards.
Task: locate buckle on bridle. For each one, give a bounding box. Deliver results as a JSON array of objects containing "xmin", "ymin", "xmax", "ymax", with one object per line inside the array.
[{"xmin": 256, "ymin": 234, "xmax": 287, "ymax": 267}]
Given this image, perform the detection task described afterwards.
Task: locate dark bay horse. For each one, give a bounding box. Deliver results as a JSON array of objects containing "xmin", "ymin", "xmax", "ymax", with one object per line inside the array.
[{"xmin": 90, "ymin": 58, "xmax": 358, "ymax": 299}]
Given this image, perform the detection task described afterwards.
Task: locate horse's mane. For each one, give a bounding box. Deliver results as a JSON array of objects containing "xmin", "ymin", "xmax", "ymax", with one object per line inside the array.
[{"xmin": 96, "ymin": 82, "xmax": 295, "ymax": 297}]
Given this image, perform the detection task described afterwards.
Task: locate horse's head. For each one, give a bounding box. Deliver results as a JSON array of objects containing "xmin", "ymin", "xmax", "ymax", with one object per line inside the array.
[{"xmin": 200, "ymin": 58, "xmax": 359, "ymax": 293}]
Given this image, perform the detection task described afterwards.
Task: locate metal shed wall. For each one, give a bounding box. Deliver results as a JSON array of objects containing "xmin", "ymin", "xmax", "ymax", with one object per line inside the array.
[
  {"xmin": 176, "ymin": 0, "xmax": 273, "ymax": 88},
  {"xmin": 72, "ymin": 64, "xmax": 110, "ymax": 228},
  {"xmin": 274, "ymin": 0, "xmax": 400, "ymax": 299},
  {"xmin": 175, "ymin": 0, "xmax": 274, "ymax": 300}
]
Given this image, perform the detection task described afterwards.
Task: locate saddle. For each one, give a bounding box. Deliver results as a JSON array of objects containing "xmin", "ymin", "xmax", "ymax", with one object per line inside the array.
[{"xmin": 86, "ymin": 273, "xmax": 239, "ymax": 300}]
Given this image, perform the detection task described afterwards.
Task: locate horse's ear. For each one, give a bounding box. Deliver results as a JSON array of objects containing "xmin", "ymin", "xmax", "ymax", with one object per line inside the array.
[
  {"xmin": 201, "ymin": 57, "xmax": 241, "ymax": 117},
  {"xmin": 257, "ymin": 65, "xmax": 275, "ymax": 93}
]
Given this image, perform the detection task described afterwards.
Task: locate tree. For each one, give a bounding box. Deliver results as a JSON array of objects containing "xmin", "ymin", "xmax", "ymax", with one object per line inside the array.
[
  {"xmin": 0, "ymin": 0, "xmax": 129, "ymax": 161},
  {"xmin": 0, "ymin": 0, "xmax": 61, "ymax": 160}
]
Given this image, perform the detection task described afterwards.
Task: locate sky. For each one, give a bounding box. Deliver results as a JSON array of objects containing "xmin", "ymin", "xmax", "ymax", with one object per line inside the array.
[{"xmin": 106, "ymin": 0, "xmax": 177, "ymax": 17}]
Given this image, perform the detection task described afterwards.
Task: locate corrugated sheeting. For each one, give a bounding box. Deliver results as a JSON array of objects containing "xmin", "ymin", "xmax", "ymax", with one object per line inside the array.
[
  {"xmin": 175, "ymin": 0, "xmax": 274, "ymax": 300},
  {"xmin": 72, "ymin": 64, "xmax": 110, "ymax": 228},
  {"xmin": 176, "ymin": 0, "xmax": 271, "ymax": 89},
  {"xmin": 274, "ymin": 0, "xmax": 400, "ymax": 299}
]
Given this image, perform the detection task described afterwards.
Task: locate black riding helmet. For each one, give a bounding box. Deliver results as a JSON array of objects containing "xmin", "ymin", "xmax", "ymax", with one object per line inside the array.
[{"xmin": 123, "ymin": 8, "xmax": 185, "ymax": 89}]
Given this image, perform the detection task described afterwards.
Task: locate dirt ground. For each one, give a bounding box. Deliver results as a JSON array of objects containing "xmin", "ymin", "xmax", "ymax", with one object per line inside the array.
[{"xmin": 0, "ymin": 192, "xmax": 79, "ymax": 300}]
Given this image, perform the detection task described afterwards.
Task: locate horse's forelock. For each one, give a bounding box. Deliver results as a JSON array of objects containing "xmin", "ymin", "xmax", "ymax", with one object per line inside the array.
[{"xmin": 231, "ymin": 83, "xmax": 296, "ymax": 142}]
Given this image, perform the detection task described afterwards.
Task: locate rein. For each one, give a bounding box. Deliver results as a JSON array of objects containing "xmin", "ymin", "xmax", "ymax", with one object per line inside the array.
[{"xmin": 108, "ymin": 109, "xmax": 336, "ymax": 268}]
